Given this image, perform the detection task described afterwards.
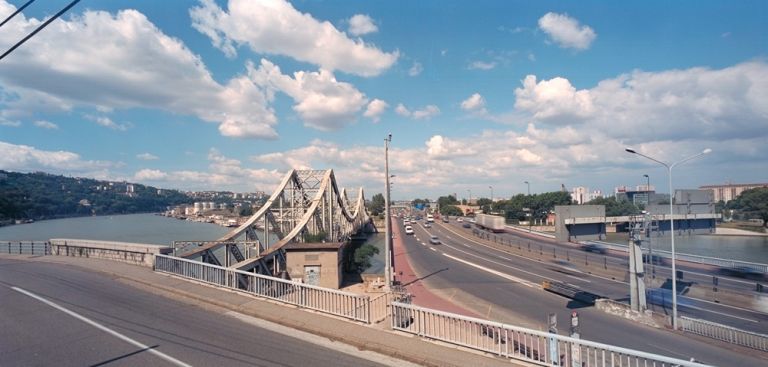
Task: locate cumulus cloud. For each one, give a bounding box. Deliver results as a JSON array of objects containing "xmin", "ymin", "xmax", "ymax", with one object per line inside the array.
[
  {"xmin": 408, "ymin": 62, "xmax": 423, "ymax": 76},
  {"xmin": 461, "ymin": 93, "xmax": 486, "ymax": 113},
  {"xmin": 136, "ymin": 153, "xmax": 159, "ymax": 160},
  {"xmin": 134, "ymin": 168, "xmax": 167, "ymax": 180},
  {"xmin": 538, "ymin": 12, "xmax": 596, "ymax": 50},
  {"xmin": 33, "ymin": 120, "xmax": 58, "ymax": 129},
  {"xmin": 426, "ymin": 135, "xmax": 478, "ymax": 160},
  {"xmin": 0, "ymin": 141, "xmax": 116, "ymax": 174},
  {"xmin": 514, "ymin": 75, "xmax": 594, "ymax": 122},
  {"xmin": 0, "ymin": 2, "xmax": 279, "ymax": 139},
  {"xmin": 348, "ymin": 14, "xmax": 378, "ymax": 36},
  {"xmin": 248, "ymin": 59, "xmax": 368, "ymax": 131},
  {"xmin": 395, "ymin": 103, "xmax": 440, "ymax": 120},
  {"xmin": 190, "ymin": 0, "xmax": 398, "ymax": 77},
  {"xmin": 364, "ymin": 99, "xmax": 388, "ymax": 122},
  {"xmin": 468, "ymin": 61, "xmax": 497, "ymax": 70}
]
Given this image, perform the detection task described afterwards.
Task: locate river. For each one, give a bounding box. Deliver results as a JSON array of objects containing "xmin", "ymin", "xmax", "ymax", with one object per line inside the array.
[{"xmin": 604, "ymin": 232, "xmax": 768, "ymax": 264}]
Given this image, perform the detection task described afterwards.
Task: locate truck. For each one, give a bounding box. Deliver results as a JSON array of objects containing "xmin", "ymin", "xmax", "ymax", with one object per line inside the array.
[
  {"xmin": 426, "ymin": 214, "xmax": 434, "ymax": 223},
  {"xmin": 475, "ymin": 214, "xmax": 505, "ymax": 232}
]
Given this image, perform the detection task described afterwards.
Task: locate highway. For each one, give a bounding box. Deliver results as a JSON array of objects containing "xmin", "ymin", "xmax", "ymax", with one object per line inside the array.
[
  {"xmin": 0, "ymin": 257, "xmax": 400, "ymax": 367},
  {"xmin": 397, "ymin": 219, "xmax": 768, "ymax": 366}
]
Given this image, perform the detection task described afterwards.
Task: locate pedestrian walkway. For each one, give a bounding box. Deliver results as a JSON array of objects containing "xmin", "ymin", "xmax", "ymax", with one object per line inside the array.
[{"xmin": 0, "ymin": 254, "xmax": 527, "ymax": 367}]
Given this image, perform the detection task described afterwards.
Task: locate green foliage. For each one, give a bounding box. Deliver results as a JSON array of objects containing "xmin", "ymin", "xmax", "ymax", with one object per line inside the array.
[
  {"xmin": 437, "ymin": 195, "xmax": 459, "ymax": 209},
  {"xmin": 368, "ymin": 193, "xmax": 385, "ymax": 216},
  {"xmin": 351, "ymin": 243, "xmax": 379, "ymax": 272},
  {"xmin": 496, "ymin": 191, "xmax": 572, "ymax": 222},
  {"xmin": 476, "ymin": 197, "xmax": 492, "ymax": 213},
  {"xmin": 586, "ymin": 196, "xmax": 641, "ymax": 216},
  {"xmin": 728, "ymin": 188, "xmax": 768, "ymax": 227},
  {"xmin": 0, "ymin": 170, "xmax": 191, "ymax": 221},
  {"xmin": 303, "ymin": 231, "xmax": 327, "ymax": 243},
  {"xmin": 411, "ymin": 198, "xmax": 430, "ymax": 207},
  {"xmin": 239, "ymin": 205, "xmax": 253, "ymax": 216},
  {"xmin": 441, "ymin": 205, "xmax": 463, "ymax": 216}
]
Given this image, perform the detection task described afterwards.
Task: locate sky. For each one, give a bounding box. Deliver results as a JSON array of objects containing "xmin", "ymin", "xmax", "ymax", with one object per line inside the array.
[{"xmin": 0, "ymin": 0, "xmax": 766, "ymax": 201}]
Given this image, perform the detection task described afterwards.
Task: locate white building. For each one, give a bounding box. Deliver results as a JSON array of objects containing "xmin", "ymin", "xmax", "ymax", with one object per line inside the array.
[{"xmin": 571, "ymin": 186, "xmax": 603, "ymax": 204}]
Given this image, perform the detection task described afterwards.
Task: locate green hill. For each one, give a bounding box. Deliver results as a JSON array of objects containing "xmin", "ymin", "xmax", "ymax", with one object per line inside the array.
[{"xmin": 0, "ymin": 170, "xmax": 192, "ymax": 221}]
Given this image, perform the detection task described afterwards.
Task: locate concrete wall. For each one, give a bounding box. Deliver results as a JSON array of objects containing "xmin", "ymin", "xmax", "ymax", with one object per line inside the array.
[
  {"xmin": 285, "ymin": 247, "xmax": 343, "ymax": 289},
  {"xmin": 49, "ymin": 239, "xmax": 171, "ymax": 267},
  {"xmin": 554, "ymin": 205, "xmax": 606, "ymax": 242}
]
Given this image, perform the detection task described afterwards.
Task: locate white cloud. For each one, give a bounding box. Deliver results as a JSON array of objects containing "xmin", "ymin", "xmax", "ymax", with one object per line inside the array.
[
  {"xmin": 0, "ymin": 3, "xmax": 279, "ymax": 139},
  {"xmin": 86, "ymin": 115, "xmax": 131, "ymax": 131},
  {"xmin": 538, "ymin": 12, "xmax": 596, "ymax": 50},
  {"xmin": 0, "ymin": 118, "xmax": 21, "ymax": 127},
  {"xmin": 460, "ymin": 93, "xmax": 486, "ymax": 112},
  {"xmin": 136, "ymin": 153, "xmax": 159, "ymax": 160},
  {"xmin": 514, "ymin": 75, "xmax": 594, "ymax": 122},
  {"xmin": 33, "ymin": 120, "xmax": 59, "ymax": 129},
  {"xmin": 408, "ymin": 62, "xmax": 423, "ymax": 76},
  {"xmin": 426, "ymin": 135, "xmax": 477, "ymax": 160},
  {"xmin": 395, "ymin": 103, "xmax": 440, "ymax": 120},
  {"xmin": 348, "ymin": 14, "xmax": 378, "ymax": 36},
  {"xmin": 190, "ymin": 0, "xmax": 398, "ymax": 77},
  {"xmin": 468, "ymin": 61, "xmax": 497, "ymax": 70},
  {"xmin": 134, "ymin": 168, "xmax": 167, "ymax": 180},
  {"xmin": 364, "ymin": 99, "xmax": 388, "ymax": 122},
  {"xmin": 0, "ymin": 141, "xmax": 116, "ymax": 174},
  {"xmin": 248, "ymin": 59, "xmax": 368, "ymax": 131}
]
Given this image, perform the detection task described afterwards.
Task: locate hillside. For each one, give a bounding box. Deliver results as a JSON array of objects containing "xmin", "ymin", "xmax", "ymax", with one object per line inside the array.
[{"xmin": 0, "ymin": 170, "xmax": 192, "ymax": 222}]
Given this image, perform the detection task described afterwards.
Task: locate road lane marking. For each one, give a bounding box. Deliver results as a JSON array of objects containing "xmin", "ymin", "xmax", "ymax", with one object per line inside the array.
[
  {"xmin": 442, "ymin": 253, "xmax": 536, "ymax": 288},
  {"xmin": 442, "ymin": 242, "xmax": 558, "ymax": 283},
  {"xmin": 12, "ymin": 286, "xmax": 193, "ymax": 367},
  {"xmin": 429, "ymin": 247, "xmax": 437, "ymax": 252}
]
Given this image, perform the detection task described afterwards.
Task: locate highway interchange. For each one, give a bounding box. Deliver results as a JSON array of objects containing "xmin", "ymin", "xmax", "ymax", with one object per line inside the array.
[{"xmin": 397, "ymin": 217, "xmax": 768, "ymax": 366}]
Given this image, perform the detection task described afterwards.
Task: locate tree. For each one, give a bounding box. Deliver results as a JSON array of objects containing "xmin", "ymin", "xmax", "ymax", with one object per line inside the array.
[
  {"xmin": 586, "ymin": 196, "xmax": 640, "ymax": 217},
  {"xmin": 239, "ymin": 205, "xmax": 253, "ymax": 216},
  {"xmin": 441, "ymin": 205, "xmax": 463, "ymax": 216},
  {"xmin": 351, "ymin": 243, "xmax": 379, "ymax": 272},
  {"xmin": 437, "ymin": 195, "xmax": 459, "ymax": 209},
  {"xmin": 730, "ymin": 188, "xmax": 768, "ymax": 227},
  {"xmin": 368, "ymin": 193, "xmax": 385, "ymax": 216}
]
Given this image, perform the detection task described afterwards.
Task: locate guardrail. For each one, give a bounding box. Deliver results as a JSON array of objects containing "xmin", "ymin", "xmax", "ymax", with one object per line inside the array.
[
  {"xmin": 584, "ymin": 240, "xmax": 768, "ymax": 274},
  {"xmin": 1, "ymin": 241, "xmax": 50, "ymax": 255},
  {"xmin": 391, "ymin": 302, "xmax": 708, "ymax": 367},
  {"xmin": 154, "ymin": 254, "xmax": 370, "ymax": 323},
  {"xmin": 680, "ymin": 316, "xmax": 768, "ymax": 352}
]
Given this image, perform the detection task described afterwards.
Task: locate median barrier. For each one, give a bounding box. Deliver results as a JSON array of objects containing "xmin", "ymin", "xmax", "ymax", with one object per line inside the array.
[{"xmin": 50, "ymin": 238, "xmax": 171, "ymax": 267}]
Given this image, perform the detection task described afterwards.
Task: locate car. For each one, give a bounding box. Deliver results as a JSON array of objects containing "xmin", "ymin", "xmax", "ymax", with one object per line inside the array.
[
  {"xmin": 462, "ymin": 222, "xmax": 471, "ymax": 228},
  {"xmin": 580, "ymin": 243, "xmax": 607, "ymax": 255},
  {"xmin": 403, "ymin": 219, "xmax": 410, "ymax": 225},
  {"xmin": 719, "ymin": 266, "xmax": 765, "ymax": 280},
  {"xmin": 423, "ymin": 222, "xmax": 431, "ymax": 228},
  {"xmin": 442, "ymin": 217, "xmax": 449, "ymax": 223},
  {"xmin": 429, "ymin": 235, "xmax": 441, "ymax": 245},
  {"xmin": 404, "ymin": 225, "xmax": 414, "ymax": 235},
  {"xmin": 457, "ymin": 217, "xmax": 463, "ymax": 222}
]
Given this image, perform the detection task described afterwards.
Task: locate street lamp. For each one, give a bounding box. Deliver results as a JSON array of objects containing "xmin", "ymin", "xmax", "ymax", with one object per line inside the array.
[
  {"xmin": 524, "ymin": 181, "xmax": 531, "ymax": 232},
  {"xmin": 384, "ymin": 134, "xmax": 393, "ymax": 290},
  {"xmin": 467, "ymin": 189, "xmax": 472, "ymax": 205},
  {"xmin": 489, "ymin": 186, "xmax": 494, "ymax": 213},
  {"xmin": 643, "ymin": 173, "xmax": 655, "ymax": 279},
  {"xmin": 625, "ymin": 147, "xmax": 711, "ymax": 330}
]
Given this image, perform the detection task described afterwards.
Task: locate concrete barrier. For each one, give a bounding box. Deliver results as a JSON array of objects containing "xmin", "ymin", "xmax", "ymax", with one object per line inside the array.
[{"xmin": 50, "ymin": 238, "xmax": 171, "ymax": 267}]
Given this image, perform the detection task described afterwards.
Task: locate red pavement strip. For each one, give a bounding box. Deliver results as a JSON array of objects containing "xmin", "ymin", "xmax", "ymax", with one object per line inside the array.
[{"xmin": 391, "ymin": 220, "xmax": 480, "ymax": 318}]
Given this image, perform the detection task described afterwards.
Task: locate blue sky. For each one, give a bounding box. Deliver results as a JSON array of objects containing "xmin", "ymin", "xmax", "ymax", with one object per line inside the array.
[{"xmin": 1, "ymin": 0, "xmax": 766, "ymax": 200}]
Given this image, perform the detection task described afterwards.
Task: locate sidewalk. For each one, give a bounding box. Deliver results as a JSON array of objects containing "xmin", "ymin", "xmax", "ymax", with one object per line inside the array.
[{"xmin": 1, "ymin": 254, "xmax": 525, "ymax": 367}]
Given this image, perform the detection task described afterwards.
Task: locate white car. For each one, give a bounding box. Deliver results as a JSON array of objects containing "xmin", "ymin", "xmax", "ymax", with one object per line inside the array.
[
  {"xmin": 404, "ymin": 225, "xmax": 414, "ymax": 235},
  {"xmin": 457, "ymin": 217, "xmax": 463, "ymax": 222},
  {"xmin": 429, "ymin": 235, "xmax": 440, "ymax": 245}
]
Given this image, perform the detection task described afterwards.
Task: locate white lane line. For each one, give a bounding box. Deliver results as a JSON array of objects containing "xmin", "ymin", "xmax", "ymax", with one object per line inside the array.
[
  {"xmin": 226, "ymin": 311, "xmax": 421, "ymax": 367},
  {"xmin": 677, "ymin": 301, "xmax": 759, "ymax": 323},
  {"xmin": 442, "ymin": 254, "xmax": 536, "ymax": 288},
  {"xmin": 429, "ymin": 247, "xmax": 437, "ymax": 252},
  {"xmin": 12, "ymin": 286, "xmax": 192, "ymax": 367},
  {"xmin": 442, "ymin": 242, "xmax": 558, "ymax": 283}
]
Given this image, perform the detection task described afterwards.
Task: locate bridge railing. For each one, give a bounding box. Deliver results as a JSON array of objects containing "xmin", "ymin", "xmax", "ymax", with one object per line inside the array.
[
  {"xmin": 154, "ymin": 254, "xmax": 370, "ymax": 323},
  {"xmin": 680, "ymin": 316, "xmax": 768, "ymax": 352},
  {"xmin": 391, "ymin": 302, "xmax": 708, "ymax": 367},
  {"xmin": 1, "ymin": 241, "xmax": 50, "ymax": 255}
]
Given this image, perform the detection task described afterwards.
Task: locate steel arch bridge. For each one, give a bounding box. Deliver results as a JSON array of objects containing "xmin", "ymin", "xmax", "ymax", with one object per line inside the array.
[{"xmin": 181, "ymin": 169, "xmax": 374, "ymax": 275}]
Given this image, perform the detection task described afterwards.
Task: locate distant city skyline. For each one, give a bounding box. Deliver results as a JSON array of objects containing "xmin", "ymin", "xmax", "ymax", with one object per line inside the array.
[{"xmin": 1, "ymin": 1, "xmax": 766, "ymax": 200}]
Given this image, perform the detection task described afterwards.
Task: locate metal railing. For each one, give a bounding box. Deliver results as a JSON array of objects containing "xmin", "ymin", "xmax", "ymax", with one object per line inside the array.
[
  {"xmin": 391, "ymin": 302, "xmax": 709, "ymax": 367},
  {"xmin": 680, "ymin": 316, "xmax": 768, "ymax": 352},
  {"xmin": 154, "ymin": 254, "xmax": 370, "ymax": 323},
  {"xmin": 1, "ymin": 241, "xmax": 50, "ymax": 255}
]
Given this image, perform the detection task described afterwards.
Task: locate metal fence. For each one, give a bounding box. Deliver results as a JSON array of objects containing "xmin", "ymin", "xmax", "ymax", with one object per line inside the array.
[
  {"xmin": 1, "ymin": 241, "xmax": 50, "ymax": 255},
  {"xmin": 392, "ymin": 302, "xmax": 709, "ymax": 367},
  {"xmin": 680, "ymin": 316, "xmax": 768, "ymax": 352},
  {"xmin": 154, "ymin": 254, "xmax": 370, "ymax": 323}
]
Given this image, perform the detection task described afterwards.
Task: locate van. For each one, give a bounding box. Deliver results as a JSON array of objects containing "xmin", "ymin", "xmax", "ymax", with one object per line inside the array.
[{"xmin": 426, "ymin": 214, "xmax": 434, "ymax": 223}]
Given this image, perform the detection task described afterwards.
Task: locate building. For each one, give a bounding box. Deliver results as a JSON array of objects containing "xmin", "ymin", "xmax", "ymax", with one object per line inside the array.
[
  {"xmin": 615, "ymin": 185, "xmax": 656, "ymax": 206},
  {"xmin": 700, "ymin": 182, "xmax": 768, "ymax": 203},
  {"xmin": 570, "ymin": 186, "xmax": 603, "ymax": 204}
]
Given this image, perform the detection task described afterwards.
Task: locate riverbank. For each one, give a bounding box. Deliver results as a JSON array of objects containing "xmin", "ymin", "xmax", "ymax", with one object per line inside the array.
[{"xmin": 712, "ymin": 227, "xmax": 768, "ymax": 236}]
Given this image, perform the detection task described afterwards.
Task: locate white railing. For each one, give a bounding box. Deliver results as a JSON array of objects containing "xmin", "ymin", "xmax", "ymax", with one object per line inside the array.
[
  {"xmin": 680, "ymin": 316, "xmax": 768, "ymax": 352},
  {"xmin": 391, "ymin": 302, "xmax": 709, "ymax": 367},
  {"xmin": 154, "ymin": 254, "xmax": 370, "ymax": 323}
]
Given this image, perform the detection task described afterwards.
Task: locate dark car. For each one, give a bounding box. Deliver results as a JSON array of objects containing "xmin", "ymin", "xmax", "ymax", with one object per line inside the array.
[
  {"xmin": 462, "ymin": 222, "xmax": 471, "ymax": 228},
  {"xmin": 580, "ymin": 243, "xmax": 607, "ymax": 254},
  {"xmin": 719, "ymin": 266, "xmax": 765, "ymax": 280}
]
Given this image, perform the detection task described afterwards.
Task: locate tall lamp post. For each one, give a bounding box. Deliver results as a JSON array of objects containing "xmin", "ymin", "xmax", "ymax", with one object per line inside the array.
[
  {"xmin": 524, "ymin": 181, "xmax": 531, "ymax": 232},
  {"xmin": 625, "ymin": 148, "xmax": 711, "ymax": 330},
  {"xmin": 489, "ymin": 186, "xmax": 494, "ymax": 213},
  {"xmin": 384, "ymin": 134, "xmax": 393, "ymax": 290},
  {"xmin": 643, "ymin": 173, "xmax": 655, "ymax": 280},
  {"xmin": 467, "ymin": 189, "xmax": 472, "ymax": 205}
]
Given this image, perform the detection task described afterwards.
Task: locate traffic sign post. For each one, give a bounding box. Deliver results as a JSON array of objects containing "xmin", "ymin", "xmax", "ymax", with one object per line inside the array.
[
  {"xmin": 570, "ymin": 311, "xmax": 581, "ymax": 367},
  {"xmin": 548, "ymin": 313, "xmax": 559, "ymax": 365}
]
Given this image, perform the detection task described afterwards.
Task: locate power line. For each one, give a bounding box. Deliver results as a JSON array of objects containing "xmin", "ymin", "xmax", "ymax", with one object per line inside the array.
[
  {"xmin": 0, "ymin": 0, "xmax": 35, "ymax": 28},
  {"xmin": 0, "ymin": 0, "xmax": 82, "ymax": 62}
]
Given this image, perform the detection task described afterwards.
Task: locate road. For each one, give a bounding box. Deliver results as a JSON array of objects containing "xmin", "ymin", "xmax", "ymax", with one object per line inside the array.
[
  {"xmin": 0, "ymin": 257, "xmax": 398, "ymax": 367},
  {"xmin": 397, "ymin": 219, "xmax": 768, "ymax": 366}
]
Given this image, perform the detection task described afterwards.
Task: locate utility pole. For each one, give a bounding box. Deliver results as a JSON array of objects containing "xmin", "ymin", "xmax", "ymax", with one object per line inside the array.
[{"xmin": 384, "ymin": 134, "xmax": 393, "ymax": 290}]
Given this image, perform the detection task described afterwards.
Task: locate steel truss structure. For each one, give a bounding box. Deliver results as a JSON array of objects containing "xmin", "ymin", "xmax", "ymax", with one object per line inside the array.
[{"xmin": 181, "ymin": 169, "xmax": 373, "ymax": 276}]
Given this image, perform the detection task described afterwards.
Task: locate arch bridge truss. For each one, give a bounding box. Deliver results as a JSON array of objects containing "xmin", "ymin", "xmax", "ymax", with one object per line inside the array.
[{"xmin": 181, "ymin": 169, "xmax": 374, "ymax": 275}]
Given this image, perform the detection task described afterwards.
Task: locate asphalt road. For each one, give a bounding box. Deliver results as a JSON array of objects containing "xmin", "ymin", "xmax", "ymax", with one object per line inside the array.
[
  {"xmin": 0, "ymin": 257, "xmax": 394, "ymax": 367},
  {"xmin": 398, "ymin": 220, "xmax": 768, "ymax": 366}
]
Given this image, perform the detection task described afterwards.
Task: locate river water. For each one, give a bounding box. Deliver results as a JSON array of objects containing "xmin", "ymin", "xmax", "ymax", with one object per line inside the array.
[{"xmin": 604, "ymin": 232, "xmax": 768, "ymax": 264}]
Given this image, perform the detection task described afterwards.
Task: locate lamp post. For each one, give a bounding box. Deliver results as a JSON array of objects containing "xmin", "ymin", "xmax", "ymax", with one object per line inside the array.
[
  {"xmin": 625, "ymin": 147, "xmax": 711, "ymax": 330},
  {"xmin": 384, "ymin": 134, "xmax": 393, "ymax": 290},
  {"xmin": 643, "ymin": 173, "xmax": 655, "ymax": 280},
  {"xmin": 524, "ymin": 181, "xmax": 531, "ymax": 232},
  {"xmin": 467, "ymin": 189, "xmax": 472, "ymax": 205},
  {"xmin": 489, "ymin": 186, "xmax": 494, "ymax": 213}
]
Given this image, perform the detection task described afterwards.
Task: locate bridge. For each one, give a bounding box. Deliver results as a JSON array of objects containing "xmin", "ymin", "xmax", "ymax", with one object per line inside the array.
[{"xmin": 179, "ymin": 169, "xmax": 373, "ymax": 275}]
